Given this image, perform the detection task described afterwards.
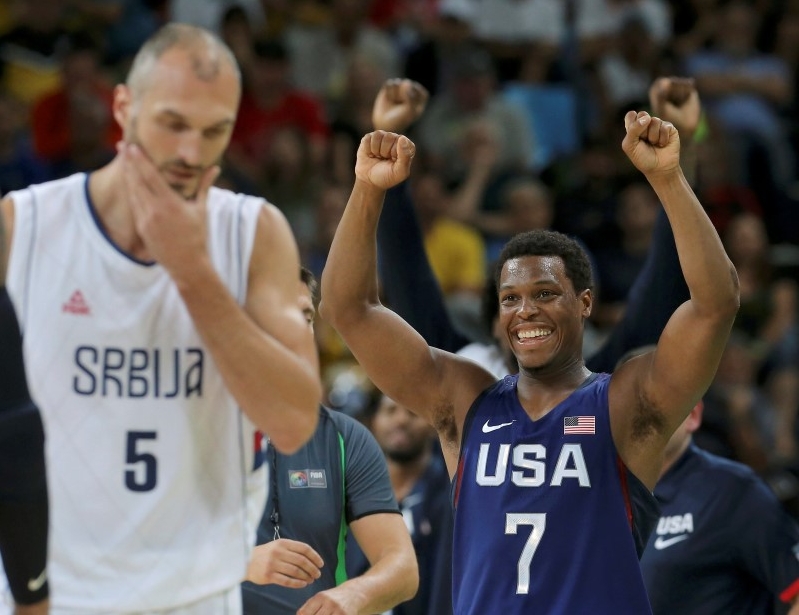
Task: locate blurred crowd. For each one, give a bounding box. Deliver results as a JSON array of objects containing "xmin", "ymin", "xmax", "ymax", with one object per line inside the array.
[{"xmin": 1, "ymin": 0, "xmax": 798, "ymax": 516}]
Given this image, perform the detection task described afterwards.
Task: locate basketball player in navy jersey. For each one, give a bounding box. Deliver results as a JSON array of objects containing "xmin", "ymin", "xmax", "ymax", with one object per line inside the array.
[{"xmin": 320, "ymin": 113, "xmax": 740, "ymax": 612}]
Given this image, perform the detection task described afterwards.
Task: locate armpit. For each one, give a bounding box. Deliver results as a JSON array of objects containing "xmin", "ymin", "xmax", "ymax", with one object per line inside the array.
[
  {"xmin": 630, "ymin": 386, "xmax": 667, "ymax": 442},
  {"xmin": 431, "ymin": 400, "xmax": 458, "ymax": 447}
]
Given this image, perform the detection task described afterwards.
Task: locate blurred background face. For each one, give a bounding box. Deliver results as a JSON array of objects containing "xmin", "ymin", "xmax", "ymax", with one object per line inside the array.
[
  {"xmin": 411, "ymin": 172, "xmax": 449, "ymax": 219},
  {"xmin": 315, "ymin": 184, "xmax": 349, "ymax": 247},
  {"xmin": 617, "ymin": 183, "xmax": 659, "ymax": 238},
  {"xmin": 371, "ymin": 396, "xmax": 435, "ymax": 464},
  {"xmin": 723, "ymin": 213, "xmax": 769, "ymax": 265},
  {"xmin": 717, "ymin": 2, "xmax": 758, "ymax": 57},
  {"xmin": 118, "ymin": 47, "xmax": 240, "ymax": 198},
  {"xmin": 504, "ymin": 181, "xmax": 554, "ymax": 231}
]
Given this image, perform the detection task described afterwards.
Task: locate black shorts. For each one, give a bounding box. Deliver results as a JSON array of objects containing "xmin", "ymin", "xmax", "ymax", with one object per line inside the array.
[{"xmin": 0, "ymin": 404, "xmax": 48, "ymax": 604}]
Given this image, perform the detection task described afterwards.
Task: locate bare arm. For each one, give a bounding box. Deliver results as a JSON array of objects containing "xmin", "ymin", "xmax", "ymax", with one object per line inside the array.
[
  {"xmin": 120, "ymin": 144, "xmax": 321, "ymax": 453},
  {"xmin": 298, "ymin": 513, "xmax": 418, "ymax": 615},
  {"xmin": 587, "ymin": 77, "xmax": 702, "ymax": 372},
  {"xmin": 319, "ymin": 132, "xmax": 495, "ymax": 466},
  {"xmin": 609, "ymin": 112, "xmax": 740, "ymax": 488}
]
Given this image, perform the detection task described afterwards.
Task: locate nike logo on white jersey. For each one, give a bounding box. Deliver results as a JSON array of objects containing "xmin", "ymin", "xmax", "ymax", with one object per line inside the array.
[
  {"xmin": 653, "ymin": 534, "xmax": 689, "ymax": 550},
  {"xmin": 27, "ymin": 569, "xmax": 47, "ymax": 592},
  {"xmin": 482, "ymin": 419, "xmax": 516, "ymax": 433}
]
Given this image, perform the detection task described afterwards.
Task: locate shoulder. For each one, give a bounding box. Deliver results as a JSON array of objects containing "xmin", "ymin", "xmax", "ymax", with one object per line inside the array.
[
  {"xmin": 689, "ymin": 447, "xmax": 777, "ymax": 506},
  {"xmin": 326, "ymin": 409, "xmax": 380, "ymax": 450},
  {"xmin": 691, "ymin": 447, "xmax": 758, "ymax": 484}
]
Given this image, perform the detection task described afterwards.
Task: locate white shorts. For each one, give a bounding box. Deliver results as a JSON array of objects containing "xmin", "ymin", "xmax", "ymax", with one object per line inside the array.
[{"xmin": 49, "ymin": 585, "xmax": 242, "ymax": 615}]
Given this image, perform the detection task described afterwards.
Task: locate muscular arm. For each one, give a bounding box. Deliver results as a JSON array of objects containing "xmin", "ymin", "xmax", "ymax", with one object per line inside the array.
[
  {"xmin": 120, "ymin": 143, "xmax": 321, "ymax": 454},
  {"xmin": 175, "ymin": 204, "xmax": 321, "ymax": 453},
  {"xmin": 300, "ymin": 513, "xmax": 418, "ymax": 615},
  {"xmin": 319, "ymin": 133, "xmax": 494, "ymax": 468},
  {"xmin": 610, "ymin": 114, "xmax": 739, "ymax": 488},
  {"xmin": 587, "ymin": 78, "xmax": 701, "ymax": 372}
]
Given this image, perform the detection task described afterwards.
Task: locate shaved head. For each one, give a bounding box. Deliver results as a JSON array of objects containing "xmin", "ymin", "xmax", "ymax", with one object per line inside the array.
[{"xmin": 125, "ymin": 23, "xmax": 241, "ymax": 99}]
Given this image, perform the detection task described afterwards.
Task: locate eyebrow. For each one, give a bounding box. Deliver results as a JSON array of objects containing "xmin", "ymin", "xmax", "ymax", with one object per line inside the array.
[
  {"xmin": 499, "ymin": 279, "xmax": 561, "ymax": 294},
  {"xmin": 156, "ymin": 109, "xmax": 235, "ymax": 130}
]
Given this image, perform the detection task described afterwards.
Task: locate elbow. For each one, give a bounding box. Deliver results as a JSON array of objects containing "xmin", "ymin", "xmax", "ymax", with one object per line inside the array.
[
  {"xmin": 318, "ymin": 296, "xmax": 366, "ymax": 333},
  {"xmin": 269, "ymin": 386, "xmax": 321, "ymax": 455},
  {"xmin": 271, "ymin": 407, "xmax": 318, "ymax": 455},
  {"xmin": 400, "ymin": 556, "xmax": 420, "ymax": 603},
  {"xmin": 722, "ymin": 262, "xmax": 741, "ymax": 319},
  {"xmin": 705, "ymin": 262, "xmax": 741, "ymax": 326}
]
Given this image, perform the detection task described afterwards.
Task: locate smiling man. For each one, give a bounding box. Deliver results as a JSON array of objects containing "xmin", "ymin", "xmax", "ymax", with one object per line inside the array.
[{"xmin": 319, "ymin": 112, "xmax": 740, "ymax": 613}]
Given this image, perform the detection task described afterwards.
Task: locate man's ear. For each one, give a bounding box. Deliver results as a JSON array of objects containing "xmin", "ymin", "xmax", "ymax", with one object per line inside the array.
[
  {"xmin": 580, "ymin": 289, "xmax": 593, "ymax": 319},
  {"xmin": 112, "ymin": 84, "xmax": 131, "ymax": 133}
]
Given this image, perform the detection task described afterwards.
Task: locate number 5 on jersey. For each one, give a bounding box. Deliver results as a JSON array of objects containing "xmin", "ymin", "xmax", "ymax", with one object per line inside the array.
[{"xmin": 125, "ymin": 430, "xmax": 157, "ymax": 491}]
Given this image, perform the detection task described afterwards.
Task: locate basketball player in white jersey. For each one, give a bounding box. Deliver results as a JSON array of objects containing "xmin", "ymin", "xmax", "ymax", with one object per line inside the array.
[{"xmin": 0, "ymin": 23, "xmax": 321, "ymax": 614}]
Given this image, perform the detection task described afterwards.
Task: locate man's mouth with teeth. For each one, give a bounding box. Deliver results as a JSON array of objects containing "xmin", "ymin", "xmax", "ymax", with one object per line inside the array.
[{"xmin": 517, "ymin": 328, "xmax": 551, "ymax": 341}]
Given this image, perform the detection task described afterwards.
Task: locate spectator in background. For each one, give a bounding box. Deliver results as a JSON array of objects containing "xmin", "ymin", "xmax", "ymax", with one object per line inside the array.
[
  {"xmin": 347, "ymin": 394, "xmax": 453, "ymax": 615},
  {"xmin": 722, "ymin": 212, "xmax": 799, "ymax": 463},
  {"xmin": 285, "ymin": 0, "xmax": 400, "ymax": 107},
  {"xmin": 403, "ymin": 0, "xmax": 476, "ymax": 98},
  {"xmin": 30, "ymin": 31, "xmax": 120, "ymax": 176},
  {"xmin": 597, "ymin": 14, "xmax": 668, "ymax": 134},
  {"xmin": 327, "ymin": 52, "xmax": 388, "ymax": 185},
  {"xmin": 411, "ymin": 169, "xmax": 487, "ymax": 313},
  {"xmin": 685, "ymin": 0, "xmax": 795, "ymax": 203},
  {"xmin": 67, "ymin": 0, "xmax": 162, "ymax": 66},
  {"xmin": 0, "ymin": 0, "xmax": 71, "ymax": 104},
  {"xmin": 700, "ymin": 331, "xmax": 774, "ymax": 474},
  {"xmin": 0, "ymin": 91, "xmax": 50, "ymax": 194},
  {"xmin": 168, "ymin": 0, "xmax": 265, "ymax": 35},
  {"xmin": 638, "ymin": 385, "xmax": 799, "ymax": 615},
  {"xmin": 414, "ymin": 45, "xmax": 533, "ymax": 192},
  {"xmin": 219, "ymin": 5, "xmax": 257, "ymax": 76},
  {"xmin": 693, "ymin": 135, "xmax": 764, "ymax": 235},
  {"xmin": 443, "ymin": 124, "xmax": 555, "ymax": 262},
  {"xmin": 243, "ymin": 269, "xmax": 418, "ymax": 615},
  {"xmin": 228, "ymin": 38, "xmax": 330, "ymax": 188},
  {"xmin": 592, "ymin": 180, "xmax": 659, "ymax": 331}
]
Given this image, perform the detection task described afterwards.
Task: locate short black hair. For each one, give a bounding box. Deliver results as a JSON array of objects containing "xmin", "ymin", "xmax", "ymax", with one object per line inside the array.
[
  {"xmin": 494, "ymin": 229, "xmax": 594, "ymax": 293},
  {"xmin": 300, "ymin": 266, "xmax": 317, "ymax": 300}
]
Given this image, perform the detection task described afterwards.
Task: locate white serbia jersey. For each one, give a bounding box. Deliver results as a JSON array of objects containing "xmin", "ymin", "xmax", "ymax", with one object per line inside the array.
[{"xmin": 6, "ymin": 174, "xmax": 268, "ymax": 612}]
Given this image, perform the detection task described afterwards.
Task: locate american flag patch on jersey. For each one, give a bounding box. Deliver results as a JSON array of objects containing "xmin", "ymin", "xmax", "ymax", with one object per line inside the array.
[{"xmin": 564, "ymin": 416, "xmax": 595, "ymax": 435}]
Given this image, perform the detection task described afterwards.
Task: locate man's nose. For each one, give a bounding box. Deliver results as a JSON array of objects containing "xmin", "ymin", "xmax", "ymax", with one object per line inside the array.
[
  {"xmin": 518, "ymin": 298, "xmax": 538, "ymax": 318},
  {"xmin": 175, "ymin": 131, "xmax": 203, "ymax": 166}
]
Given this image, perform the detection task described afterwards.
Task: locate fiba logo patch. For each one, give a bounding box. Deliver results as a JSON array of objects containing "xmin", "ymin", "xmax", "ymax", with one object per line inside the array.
[{"xmin": 288, "ymin": 469, "xmax": 328, "ymax": 488}]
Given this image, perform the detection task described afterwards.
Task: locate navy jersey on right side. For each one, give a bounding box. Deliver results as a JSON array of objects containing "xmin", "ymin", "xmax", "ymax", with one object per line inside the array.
[
  {"xmin": 641, "ymin": 443, "xmax": 799, "ymax": 614},
  {"xmin": 452, "ymin": 372, "xmax": 653, "ymax": 615}
]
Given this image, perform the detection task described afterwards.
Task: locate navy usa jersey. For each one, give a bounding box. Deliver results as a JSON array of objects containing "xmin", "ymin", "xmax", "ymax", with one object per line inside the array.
[
  {"xmin": 641, "ymin": 443, "xmax": 799, "ymax": 614},
  {"xmin": 452, "ymin": 373, "xmax": 654, "ymax": 615}
]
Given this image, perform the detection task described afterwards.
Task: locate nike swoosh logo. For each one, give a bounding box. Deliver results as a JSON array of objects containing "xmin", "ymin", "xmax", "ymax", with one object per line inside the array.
[
  {"xmin": 27, "ymin": 568, "xmax": 47, "ymax": 592},
  {"xmin": 482, "ymin": 419, "xmax": 516, "ymax": 433},
  {"xmin": 653, "ymin": 534, "xmax": 689, "ymax": 550}
]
